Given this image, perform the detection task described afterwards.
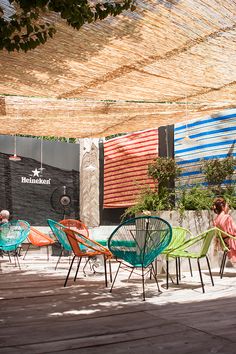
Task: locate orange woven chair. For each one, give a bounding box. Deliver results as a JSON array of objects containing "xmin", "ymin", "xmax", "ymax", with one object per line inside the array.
[
  {"xmin": 59, "ymin": 219, "xmax": 89, "ymax": 238},
  {"xmin": 63, "ymin": 227, "xmax": 112, "ymax": 287},
  {"xmin": 23, "ymin": 227, "xmax": 55, "ymax": 260}
]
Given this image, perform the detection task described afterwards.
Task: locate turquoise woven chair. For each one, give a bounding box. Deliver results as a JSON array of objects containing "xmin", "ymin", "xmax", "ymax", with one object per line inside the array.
[
  {"xmin": 47, "ymin": 219, "xmax": 72, "ymax": 270},
  {"xmin": 108, "ymin": 216, "xmax": 172, "ymax": 301},
  {"xmin": 0, "ymin": 220, "xmax": 30, "ymax": 269}
]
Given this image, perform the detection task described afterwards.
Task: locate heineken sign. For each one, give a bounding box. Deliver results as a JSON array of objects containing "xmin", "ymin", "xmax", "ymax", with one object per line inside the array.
[{"xmin": 21, "ymin": 168, "xmax": 51, "ymax": 185}]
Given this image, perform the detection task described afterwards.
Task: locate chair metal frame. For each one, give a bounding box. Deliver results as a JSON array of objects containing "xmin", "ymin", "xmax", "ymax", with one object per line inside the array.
[
  {"xmin": 166, "ymin": 227, "xmax": 219, "ymax": 293},
  {"xmin": 108, "ymin": 215, "xmax": 172, "ymax": 301},
  {"xmin": 23, "ymin": 226, "xmax": 55, "ymax": 261},
  {"xmin": 215, "ymin": 227, "xmax": 235, "ymax": 279},
  {"xmin": 59, "ymin": 219, "xmax": 89, "ymax": 238},
  {"xmin": 47, "ymin": 219, "xmax": 73, "ymax": 270},
  {"xmin": 163, "ymin": 226, "xmax": 193, "ymax": 287},
  {"xmin": 64, "ymin": 227, "xmax": 112, "ymax": 287},
  {"xmin": 0, "ymin": 220, "xmax": 30, "ymax": 269}
]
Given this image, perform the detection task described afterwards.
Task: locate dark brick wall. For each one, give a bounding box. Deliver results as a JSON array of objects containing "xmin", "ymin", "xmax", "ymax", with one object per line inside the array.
[{"xmin": 0, "ymin": 153, "xmax": 79, "ymax": 225}]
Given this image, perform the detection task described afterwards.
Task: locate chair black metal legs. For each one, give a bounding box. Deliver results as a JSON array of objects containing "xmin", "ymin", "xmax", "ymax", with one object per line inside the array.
[
  {"xmin": 166, "ymin": 258, "xmax": 177, "ymax": 289},
  {"xmin": 103, "ymin": 255, "xmax": 108, "ymax": 287},
  {"xmin": 65, "ymin": 255, "xmax": 110, "ymax": 288},
  {"xmin": 141, "ymin": 266, "xmax": 145, "ymax": 301},
  {"xmin": 108, "ymin": 259, "xmax": 112, "ymax": 283},
  {"xmin": 73, "ymin": 257, "xmax": 82, "ymax": 282},
  {"xmin": 55, "ymin": 247, "xmax": 64, "ymax": 270},
  {"xmin": 219, "ymin": 250, "xmax": 227, "ymax": 278},
  {"xmin": 151, "ymin": 263, "xmax": 161, "ymax": 292},
  {"xmin": 23, "ymin": 243, "xmax": 31, "ymax": 260},
  {"xmin": 110, "ymin": 263, "xmax": 121, "ymax": 293},
  {"xmin": 166, "ymin": 256, "xmax": 214, "ymax": 293},
  {"xmin": 197, "ymin": 258, "xmax": 205, "ymax": 293},
  {"xmin": 206, "ymin": 255, "xmax": 214, "ymax": 286},
  {"xmin": 197, "ymin": 256, "xmax": 214, "ymax": 294},
  {"xmin": 188, "ymin": 258, "xmax": 193, "ymax": 276},
  {"xmin": 64, "ymin": 255, "xmax": 76, "ymax": 287},
  {"xmin": 110, "ymin": 262, "xmax": 160, "ymax": 301}
]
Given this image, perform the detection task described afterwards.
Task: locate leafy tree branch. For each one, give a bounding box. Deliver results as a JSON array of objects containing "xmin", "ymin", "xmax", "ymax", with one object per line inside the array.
[{"xmin": 0, "ymin": 0, "xmax": 136, "ymax": 52}]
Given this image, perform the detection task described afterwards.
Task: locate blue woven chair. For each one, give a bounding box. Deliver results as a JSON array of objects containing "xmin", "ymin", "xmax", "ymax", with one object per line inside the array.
[
  {"xmin": 47, "ymin": 219, "xmax": 72, "ymax": 270},
  {"xmin": 0, "ymin": 220, "xmax": 30, "ymax": 269},
  {"xmin": 108, "ymin": 216, "xmax": 172, "ymax": 301}
]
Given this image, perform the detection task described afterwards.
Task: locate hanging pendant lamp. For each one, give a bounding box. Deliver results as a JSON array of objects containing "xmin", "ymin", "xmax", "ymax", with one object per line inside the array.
[
  {"xmin": 39, "ymin": 137, "xmax": 45, "ymax": 173},
  {"xmin": 180, "ymin": 97, "xmax": 197, "ymax": 146},
  {"xmin": 9, "ymin": 135, "xmax": 21, "ymax": 161}
]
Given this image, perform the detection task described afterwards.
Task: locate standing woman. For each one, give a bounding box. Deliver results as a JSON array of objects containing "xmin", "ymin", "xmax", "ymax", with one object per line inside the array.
[{"xmin": 212, "ymin": 197, "xmax": 236, "ymax": 263}]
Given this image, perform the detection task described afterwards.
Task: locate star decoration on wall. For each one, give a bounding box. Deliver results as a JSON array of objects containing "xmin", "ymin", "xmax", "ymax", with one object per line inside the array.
[{"xmin": 32, "ymin": 168, "xmax": 41, "ymax": 177}]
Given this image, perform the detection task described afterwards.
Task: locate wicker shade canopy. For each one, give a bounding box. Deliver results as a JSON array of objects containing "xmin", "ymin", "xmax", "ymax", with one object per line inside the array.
[{"xmin": 0, "ymin": 0, "xmax": 236, "ymax": 138}]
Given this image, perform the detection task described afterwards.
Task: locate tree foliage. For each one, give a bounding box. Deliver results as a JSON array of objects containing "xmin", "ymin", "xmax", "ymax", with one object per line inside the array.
[
  {"xmin": 0, "ymin": 0, "xmax": 136, "ymax": 52},
  {"xmin": 201, "ymin": 157, "xmax": 236, "ymax": 194}
]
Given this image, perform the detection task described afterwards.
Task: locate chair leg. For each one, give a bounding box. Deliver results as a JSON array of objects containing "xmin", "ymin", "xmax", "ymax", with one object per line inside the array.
[
  {"xmin": 46, "ymin": 245, "xmax": 49, "ymax": 261},
  {"xmin": 197, "ymin": 258, "xmax": 205, "ymax": 293},
  {"xmin": 103, "ymin": 255, "xmax": 108, "ymax": 287},
  {"xmin": 7, "ymin": 251, "xmax": 11, "ymax": 263},
  {"xmin": 166, "ymin": 258, "xmax": 169, "ymax": 289},
  {"xmin": 178, "ymin": 257, "xmax": 181, "ymax": 281},
  {"xmin": 151, "ymin": 263, "xmax": 160, "ymax": 292},
  {"xmin": 82, "ymin": 258, "xmax": 91, "ymax": 276},
  {"xmin": 73, "ymin": 257, "xmax": 82, "ymax": 282},
  {"xmin": 141, "ymin": 265, "xmax": 145, "ymax": 301},
  {"xmin": 55, "ymin": 248, "xmax": 63, "ymax": 270},
  {"xmin": 109, "ymin": 259, "xmax": 112, "ymax": 283},
  {"xmin": 206, "ymin": 256, "xmax": 214, "ymax": 286},
  {"xmin": 64, "ymin": 256, "xmax": 76, "ymax": 287},
  {"xmin": 23, "ymin": 244, "xmax": 31, "ymax": 260},
  {"xmin": 128, "ymin": 268, "xmax": 134, "ymax": 280},
  {"xmin": 110, "ymin": 263, "xmax": 121, "ymax": 293},
  {"xmin": 150, "ymin": 259, "xmax": 158, "ymax": 280},
  {"xmin": 188, "ymin": 258, "xmax": 193, "ymax": 277},
  {"xmin": 15, "ymin": 249, "xmax": 21, "ymax": 270},
  {"xmin": 175, "ymin": 257, "xmax": 179, "ymax": 285},
  {"xmin": 219, "ymin": 251, "xmax": 227, "ymax": 279}
]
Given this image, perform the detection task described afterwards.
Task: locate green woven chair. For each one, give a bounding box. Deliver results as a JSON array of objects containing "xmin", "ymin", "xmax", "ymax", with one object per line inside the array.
[
  {"xmin": 166, "ymin": 227, "xmax": 219, "ymax": 293},
  {"xmin": 108, "ymin": 215, "xmax": 172, "ymax": 301},
  {"xmin": 214, "ymin": 227, "xmax": 234, "ymax": 279},
  {"xmin": 162, "ymin": 226, "xmax": 193, "ymax": 288}
]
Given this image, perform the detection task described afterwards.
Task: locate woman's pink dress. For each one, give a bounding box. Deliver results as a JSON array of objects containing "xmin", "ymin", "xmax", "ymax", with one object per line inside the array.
[{"xmin": 214, "ymin": 212, "xmax": 236, "ymax": 263}]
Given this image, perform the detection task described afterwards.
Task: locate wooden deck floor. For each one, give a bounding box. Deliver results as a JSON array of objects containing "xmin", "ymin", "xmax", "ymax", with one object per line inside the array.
[{"xmin": 1, "ymin": 254, "xmax": 236, "ymax": 354}]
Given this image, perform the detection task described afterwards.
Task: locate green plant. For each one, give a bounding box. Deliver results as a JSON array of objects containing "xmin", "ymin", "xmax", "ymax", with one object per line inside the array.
[
  {"xmin": 123, "ymin": 157, "xmax": 181, "ymax": 218},
  {"xmin": 123, "ymin": 156, "xmax": 236, "ymax": 217},
  {"xmin": 122, "ymin": 187, "xmax": 176, "ymax": 219},
  {"xmin": 201, "ymin": 157, "xmax": 236, "ymax": 194},
  {"xmin": 220, "ymin": 187, "xmax": 236, "ymax": 210},
  {"xmin": 177, "ymin": 185, "xmax": 214, "ymax": 213},
  {"xmin": 148, "ymin": 157, "xmax": 181, "ymax": 191}
]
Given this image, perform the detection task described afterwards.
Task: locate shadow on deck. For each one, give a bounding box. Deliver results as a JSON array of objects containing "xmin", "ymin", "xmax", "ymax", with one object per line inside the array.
[{"xmin": 0, "ymin": 255, "xmax": 236, "ymax": 354}]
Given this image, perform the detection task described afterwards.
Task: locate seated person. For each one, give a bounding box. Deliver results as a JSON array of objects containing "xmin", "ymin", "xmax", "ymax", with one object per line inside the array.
[
  {"xmin": 212, "ymin": 197, "xmax": 236, "ymax": 264},
  {"xmin": 0, "ymin": 210, "xmax": 10, "ymax": 225}
]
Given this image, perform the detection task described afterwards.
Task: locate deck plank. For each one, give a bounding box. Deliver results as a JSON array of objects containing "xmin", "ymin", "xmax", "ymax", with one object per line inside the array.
[{"xmin": 1, "ymin": 256, "xmax": 236, "ymax": 353}]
